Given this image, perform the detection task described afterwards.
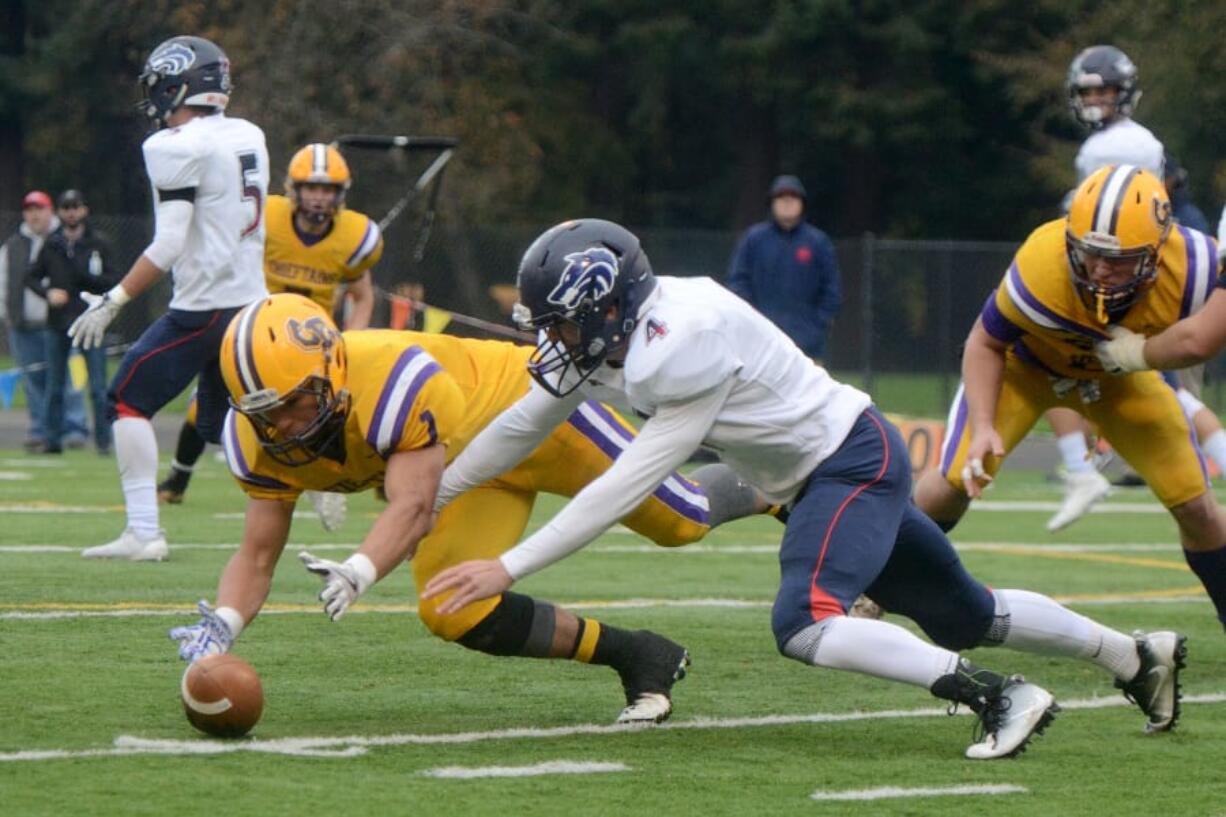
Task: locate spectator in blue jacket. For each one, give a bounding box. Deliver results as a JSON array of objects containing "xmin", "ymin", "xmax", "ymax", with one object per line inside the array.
[{"xmin": 726, "ymin": 175, "xmax": 841, "ymax": 361}]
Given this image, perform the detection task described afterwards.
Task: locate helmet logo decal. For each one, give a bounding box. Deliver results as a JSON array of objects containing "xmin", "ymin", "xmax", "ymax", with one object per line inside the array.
[
  {"xmin": 1152, "ymin": 195, "xmax": 1172, "ymax": 230},
  {"xmin": 547, "ymin": 247, "xmax": 619, "ymax": 312},
  {"xmin": 148, "ymin": 42, "xmax": 196, "ymax": 76},
  {"xmin": 287, "ymin": 316, "xmax": 337, "ymax": 352}
]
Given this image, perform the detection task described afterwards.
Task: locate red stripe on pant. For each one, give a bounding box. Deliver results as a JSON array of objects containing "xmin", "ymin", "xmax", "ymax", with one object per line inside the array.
[
  {"xmin": 808, "ymin": 411, "xmax": 891, "ymax": 622},
  {"xmin": 111, "ymin": 311, "xmax": 223, "ymax": 417}
]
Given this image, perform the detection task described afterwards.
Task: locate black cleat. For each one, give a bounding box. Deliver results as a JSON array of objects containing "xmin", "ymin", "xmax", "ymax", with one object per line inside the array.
[{"xmin": 614, "ymin": 630, "xmax": 690, "ymax": 724}]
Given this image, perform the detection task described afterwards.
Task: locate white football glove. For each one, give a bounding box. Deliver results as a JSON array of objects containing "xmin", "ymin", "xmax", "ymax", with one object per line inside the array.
[
  {"xmin": 1096, "ymin": 325, "xmax": 1149, "ymax": 374},
  {"xmin": 168, "ymin": 600, "xmax": 234, "ymax": 662},
  {"xmin": 299, "ymin": 551, "xmax": 376, "ymax": 621},
  {"xmin": 68, "ymin": 288, "xmax": 126, "ymax": 349}
]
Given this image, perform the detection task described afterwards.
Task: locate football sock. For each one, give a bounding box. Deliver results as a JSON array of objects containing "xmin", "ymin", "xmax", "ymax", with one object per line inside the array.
[
  {"xmin": 114, "ymin": 417, "xmax": 160, "ymax": 539},
  {"xmin": 166, "ymin": 421, "xmax": 207, "ymax": 494},
  {"xmin": 688, "ymin": 463, "xmax": 762, "ymax": 526},
  {"xmin": 785, "ymin": 616, "xmax": 960, "ymax": 689},
  {"xmin": 988, "ymin": 589, "xmax": 1139, "ymax": 681},
  {"xmin": 1200, "ymin": 430, "xmax": 1226, "ymax": 476},
  {"xmin": 1056, "ymin": 432, "xmax": 1094, "ymax": 474},
  {"xmin": 1183, "ymin": 546, "xmax": 1226, "ymax": 625},
  {"xmin": 588, "ymin": 622, "xmax": 638, "ymax": 668}
]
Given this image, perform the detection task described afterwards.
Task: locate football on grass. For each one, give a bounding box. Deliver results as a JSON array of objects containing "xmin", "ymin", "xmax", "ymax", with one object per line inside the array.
[{"xmin": 181, "ymin": 654, "xmax": 264, "ymax": 738}]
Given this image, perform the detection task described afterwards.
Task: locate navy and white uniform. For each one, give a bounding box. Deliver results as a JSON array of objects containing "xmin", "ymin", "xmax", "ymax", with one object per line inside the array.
[
  {"xmin": 108, "ymin": 113, "xmax": 269, "ymax": 442},
  {"xmin": 1075, "ymin": 118, "xmax": 1164, "ymax": 182},
  {"xmin": 438, "ymin": 276, "xmax": 996, "ymax": 653}
]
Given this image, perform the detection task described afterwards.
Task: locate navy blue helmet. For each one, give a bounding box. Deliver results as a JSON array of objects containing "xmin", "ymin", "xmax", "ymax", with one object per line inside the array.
[
  {"xmin": 138, "ymin": 36, "xmax": 232, "ymax": 128},
  {"xmin": 1067, "ymin": 45, "xmax": 1140, "ymax": 129},
  {"xmin": 514, "ymin": 219, "xmax": 657, "ymax": 397}
]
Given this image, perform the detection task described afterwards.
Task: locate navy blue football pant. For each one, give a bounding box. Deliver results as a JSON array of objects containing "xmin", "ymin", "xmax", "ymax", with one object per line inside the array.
[
  {"xmin": 772, "ymin": 407, "xmax": 996, "ymax": 653},
  {"xmin": 106, "ymin": 307, "xmax": 242, "ymax": 444}
]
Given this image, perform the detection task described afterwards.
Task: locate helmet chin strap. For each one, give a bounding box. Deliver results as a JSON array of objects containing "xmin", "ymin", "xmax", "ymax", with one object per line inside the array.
[{"xmin": 1096, "ymin": 291, "xmax": 1107, "ymax": 324}]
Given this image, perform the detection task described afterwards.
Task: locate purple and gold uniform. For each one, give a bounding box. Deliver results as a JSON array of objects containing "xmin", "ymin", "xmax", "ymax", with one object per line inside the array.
[
  {"xmin": 223, "ymin": 330, "xmax": 710, "ymax": 641},
  {"xmin": 940, "ymin": 215, "xmax": 1218, "ymax": 507},
  {"xmin": 262, "ymin": 194, "xmax": 382, "ymax": 312}
]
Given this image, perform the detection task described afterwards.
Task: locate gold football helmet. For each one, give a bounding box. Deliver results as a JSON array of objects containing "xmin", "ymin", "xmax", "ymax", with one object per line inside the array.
[
  {"xmin": 1066, "ymin": 164, "xmax": 1171, "ymax": 322},
  {"xmin": 220, "ymin": 294, "xmax": 349, "ymax": 465},
  {"xmin": 285, "ymin": 143, "xmax": 351, "ymax": 223}
]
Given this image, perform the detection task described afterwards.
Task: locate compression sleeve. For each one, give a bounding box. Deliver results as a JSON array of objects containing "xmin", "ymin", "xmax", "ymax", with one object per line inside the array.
[
  {"xmin": 433, "ymin": 382, "xmax": 583, "ymax": 511},
  {"xmin": 143, "ymin": 198, "xmax": 195, "ymax": 271},
  {"xmin": 499, "ymin": 377, "xmax": 732, "ymax": 580}
]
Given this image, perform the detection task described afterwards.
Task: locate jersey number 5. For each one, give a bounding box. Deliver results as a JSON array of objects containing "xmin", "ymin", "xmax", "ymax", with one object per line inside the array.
[{"xmin": 237, "ymin": 151, "xmax": 263, "ymax": 238}]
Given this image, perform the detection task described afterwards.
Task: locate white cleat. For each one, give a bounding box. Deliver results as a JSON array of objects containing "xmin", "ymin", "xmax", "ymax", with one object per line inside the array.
[
  {"xmin": 965, "ymin": 678, "xmax": 1058, "ymax": 760},
  {"xmin": 306, "ymin": 490, "xmax": 347, "ymax": 532},
  {"xmin": 1116, "ymin": 630, "xmax": 1187, "ymax": 733},
  {"xmin": 82, "ymin": 528, "xmax": 169, "ymax": 562},
  {"xmin": 1046, "ymin": 469, "xmax": 1111, "ymax": 532},
  {"xmin": 617, "ymin": 692, "xmax": 674, "ymax": 724}
]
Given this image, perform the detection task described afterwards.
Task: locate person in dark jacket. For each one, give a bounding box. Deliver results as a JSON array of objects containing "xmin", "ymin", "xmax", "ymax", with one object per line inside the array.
[
  {"xmin": 726, "ymin": 175, "xmax": 842, "ymax": 361},
  {"xmin": 1164, "ymin": 155, "xmax": 1211, "ymax": 233},
  {"xmin": 26, "ymin": 190, "xmax": 121, "ymax": 453}
]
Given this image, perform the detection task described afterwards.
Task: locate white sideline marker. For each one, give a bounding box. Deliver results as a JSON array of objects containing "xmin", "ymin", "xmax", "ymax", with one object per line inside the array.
[
  {"xmin": 810, "ymin": 783, "xmax": 1027, "ymax": 802},
  {"xmin": 420, "ymin": 760, "xmax": 628, "ymax": 779}
]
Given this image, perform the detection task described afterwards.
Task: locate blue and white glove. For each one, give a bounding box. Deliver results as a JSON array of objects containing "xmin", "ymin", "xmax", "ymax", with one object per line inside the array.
[
  {"xmin": 299, "ymin": 551, "xmax": 376, "ymax": 621},
  {"xmin": 68, "ymin": 286, "xmax": 129, "ymax": 349},
  {"xmin": 168, "ymin": 600, "xmax": 235, "ymax": 662}
]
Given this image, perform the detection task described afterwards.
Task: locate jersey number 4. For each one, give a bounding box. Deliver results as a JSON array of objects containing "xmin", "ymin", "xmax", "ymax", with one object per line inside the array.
[{"xmin": 238, "ymin": 151, "xmax": 263, "ymax": 238}]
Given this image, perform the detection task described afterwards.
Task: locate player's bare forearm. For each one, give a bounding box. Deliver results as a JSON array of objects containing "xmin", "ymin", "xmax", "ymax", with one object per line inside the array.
[
  {"xmin": 216, "ymin": 498, "xmax": 294, "ymax": 622},
  {"xmin": 961, "ymin": 318, "xmax": 1007, "ymax": 434},
  {"xmin": 357, "ymin": 445, "xmax": 446, "ymax": 579},
  {"xmin": 344, "ymin": 274, "xmax": 375, "ymax": 330},
  {"xmin": 117, "ymin": 254, "xmax": 167, "ymax": 300},
  {"xmin": 1144, "ymin": 290, "xmax": 1226, "ymax": 369}
]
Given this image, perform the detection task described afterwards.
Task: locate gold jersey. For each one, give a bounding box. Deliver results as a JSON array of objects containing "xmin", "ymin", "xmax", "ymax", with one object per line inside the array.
[
  {"xmin": 223, "ymin": 331, "xmax": 533, "ymax": 501},
  {"xmin": 985, "ymin": 219, "xmax": 1218, "ymax": 379},
  {"xmin": 262, "ymin": 194, "xmax": 384, "ymax": 311}
]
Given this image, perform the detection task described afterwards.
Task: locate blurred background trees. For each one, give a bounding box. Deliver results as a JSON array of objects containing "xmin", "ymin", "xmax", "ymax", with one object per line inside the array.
[{"xmin": 3, "ymin": 0, "xmax": 1224, "ymax": 240}]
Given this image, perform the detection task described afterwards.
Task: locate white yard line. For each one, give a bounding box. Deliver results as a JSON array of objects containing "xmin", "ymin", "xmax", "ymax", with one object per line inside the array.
[
  {"xmin": 1, "ymin": 693, "xmax": 1222, "ymax": 763},
  {"xmin": 420, "ymin": 760, "xmax": 629, "ymax": 779},
  {"xmin": 972, "ymin": 500, "xmax": 1164, "ymax": 514},
  {"xmin": 810, "ymin": 783, "xmax": 1027, "ymax": 801}
]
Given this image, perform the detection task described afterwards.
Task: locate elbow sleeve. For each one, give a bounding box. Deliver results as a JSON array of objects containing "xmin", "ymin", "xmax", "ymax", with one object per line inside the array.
[{"xmin": 143, "ymin": 198, "xmax": 194, "ymax": 271}]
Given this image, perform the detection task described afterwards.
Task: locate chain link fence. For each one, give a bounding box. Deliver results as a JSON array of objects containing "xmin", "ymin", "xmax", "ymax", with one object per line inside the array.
[{"xmin": 4, "ymin": 209, "xmax": 1223, "ymax": 418}]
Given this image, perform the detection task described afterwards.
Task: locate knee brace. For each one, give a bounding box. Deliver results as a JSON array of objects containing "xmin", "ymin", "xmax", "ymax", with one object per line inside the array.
[{"xmin": 456, "ymin": 591, "xmax": 557, "ymax": 657}]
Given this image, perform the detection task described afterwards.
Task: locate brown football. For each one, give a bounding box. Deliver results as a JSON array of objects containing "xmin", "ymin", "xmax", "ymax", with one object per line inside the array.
[{"xmin": 181, "ymin": 654, "xmax": 264, "ymax": 738}]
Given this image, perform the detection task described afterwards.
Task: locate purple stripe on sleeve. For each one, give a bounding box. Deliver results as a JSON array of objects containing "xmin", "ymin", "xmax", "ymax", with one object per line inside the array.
[
  {"xmin": 1179, "ymin": 226, "xmax": 1198, "ymax": 319},
  {"xmin": 980, "ymin": 290, "xmax": 1023, "ymax": 343},
  {"xmin": 367, "ymin": 347, "xmax": 422, "ymax": 450},
  {"xmin": 381, "ymin": 361, "xmax": 442, "ymax": 457},
  {"xmin": 346, "ymin": 221, "xmax": 375, "ymax": 267},
  {"xmin": 566, "ymin": 404, "xmax": 709, "ymax": 525},
  {"xmin": 940, "ymin": 395, "xmax": 968, "ymax": 477},
  {"xmin": 1007, "ymin": 264, "xmax": 1104, "ymax": 339},
  {"xmin": 226, "ymin": 413, "xmax": 291, "ymax": 490}
]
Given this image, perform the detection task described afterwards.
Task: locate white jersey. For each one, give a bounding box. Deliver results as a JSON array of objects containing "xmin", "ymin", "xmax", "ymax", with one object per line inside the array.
[
  {"xmin": 142, "ymin": 113, "xmax": 270, "ymax": 310},
  {"xmin": 436, "ymin": 275, "xmax": 871, "ymax": 580},
  {"xmin": 1218, "ymin": 204, "xmax": 1226, "ymax": 262},
  {"xmin": 1075, "ymin": 118, "xmax": 1164, "ymax": 181}
]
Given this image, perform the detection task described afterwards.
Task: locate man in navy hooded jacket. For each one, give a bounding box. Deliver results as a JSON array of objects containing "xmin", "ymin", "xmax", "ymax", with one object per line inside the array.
[{"xmin": 726, "ymin": 175, "xmax": 841, "ymax": 361}]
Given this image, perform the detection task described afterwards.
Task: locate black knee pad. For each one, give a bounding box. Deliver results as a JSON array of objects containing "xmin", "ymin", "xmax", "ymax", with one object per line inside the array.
[{"xmin": 456, "ymin": 591, "xmax": 556, "ymax": 657}]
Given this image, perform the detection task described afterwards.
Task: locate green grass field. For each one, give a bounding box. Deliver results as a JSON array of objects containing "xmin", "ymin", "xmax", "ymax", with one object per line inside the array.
[{"xmin": 2, "ymin": 448, "xmax": 1225, "ymax": 816}]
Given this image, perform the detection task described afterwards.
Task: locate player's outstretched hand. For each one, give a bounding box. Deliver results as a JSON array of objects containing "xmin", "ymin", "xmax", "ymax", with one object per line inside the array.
[
  {"xmin": 168, "ymin": 599, "xmax": 234, "ymax": 662},
  {"xmin": 422, "ymin": 559, "xmax": 513, "ymax": 615},
  {"xmin": 961, "ymin": 428, "xmax": 1004, "ymax": 500},
  {"xmin": 68, "ymin": 291, "xmax": 122, "ymax": 349},
  {"xmin": 299, "ymin": 551, "xmax": 372, "ymax": 621},
  {"xmin": 1096, "ymin": 325, "xmax": 1149, "ymax": 374}
]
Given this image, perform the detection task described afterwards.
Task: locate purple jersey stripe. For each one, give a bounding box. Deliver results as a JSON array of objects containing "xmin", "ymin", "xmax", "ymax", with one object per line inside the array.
[
  {"xmin": 381, "ymin": 361, "xmax": 443, "ymax": 457},
  {"xmin": 980, "ymin": 291, "xmax": 1023, "ymax": 343},
  {"xmin": 565, "ymin": 405, "xmax": 710, "ymax": 525},
  {"xmin": 367, "ymin": 347, "xmax": 423, "ymax": 450},
  {"xmin": 346, "ymin": 221, "xmax": 375, "ymax": 267},
  {"xmin": 1010, "ymin": 339, "xmax": 1064, "ymax": 377},
  {"xmin": 1008, "ymin": 264, "xmax": 1104, "ymax": 339},
  {"xmin": 226, "ymin": 413, "xmax": 291, "ymax": 490},
  {"xmin": 1179, "ymin": 226, "xmax": 1198, "ymax": 319},
  {"xmin": 940, "ymin": 394, "xmax": 968, "ymax": 477}
]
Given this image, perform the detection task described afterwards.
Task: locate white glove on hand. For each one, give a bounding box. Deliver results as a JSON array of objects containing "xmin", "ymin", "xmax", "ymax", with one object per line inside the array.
[
  {"xmin": 68, "ymin": 288, "xmax": 126, "ymax": 349},
  {"xmin": 299, "ymin": 551, "xmax": 376, "ymax": 621},
  {"xmin": 1096, "ymin": 325, "xmax": 1149, "ymax": 374},
  {"xmin": 168, "ymin": 600, "xmax": 235, "ymax": 662}
]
